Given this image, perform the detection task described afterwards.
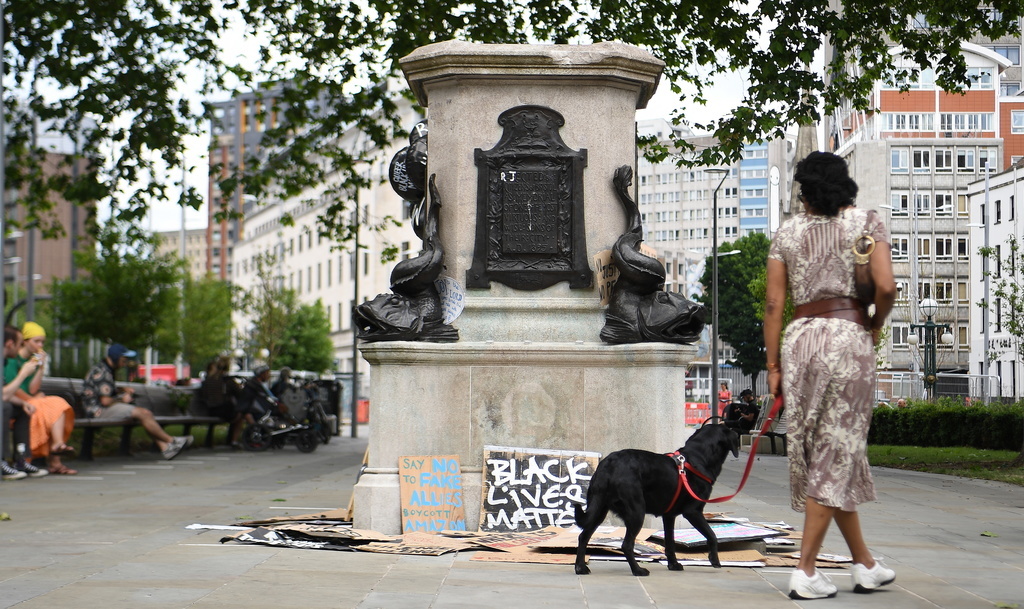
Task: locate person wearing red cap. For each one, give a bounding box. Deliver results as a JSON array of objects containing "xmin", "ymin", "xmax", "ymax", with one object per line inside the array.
[{"xmin": 82, "ymin": 343, "xmax": 192, "ymax": 460}]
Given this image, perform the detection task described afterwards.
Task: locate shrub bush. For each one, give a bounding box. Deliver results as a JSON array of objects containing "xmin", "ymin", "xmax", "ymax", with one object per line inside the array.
[{"xmin": 869, "ymin": 399, "xmax": 1024, "ymax": 451}]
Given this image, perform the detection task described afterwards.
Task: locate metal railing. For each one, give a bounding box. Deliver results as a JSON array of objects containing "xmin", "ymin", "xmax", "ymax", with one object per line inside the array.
[{"xmin": 875, "ymin": 371, "xmax": 1001, "ymax": 403}]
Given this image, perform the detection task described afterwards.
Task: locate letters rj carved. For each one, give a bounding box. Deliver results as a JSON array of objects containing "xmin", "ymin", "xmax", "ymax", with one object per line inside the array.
[
  {"xmin": 468, "ymin": 105, "xmax": 593, "ymax": 290},
  {"xmin": 600, "ymin": 166, "xmax": 706, "ymax": 345}
]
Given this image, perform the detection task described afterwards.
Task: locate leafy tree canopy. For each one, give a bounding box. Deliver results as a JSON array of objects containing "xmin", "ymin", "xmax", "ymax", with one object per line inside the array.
[
  {"xmin": 8, "ymin": 0, "xmax": 1022, "ymax": 242},
  {"xmin": 50, "ymin": 222, "xmax": 184, "ymax": 351},
  {"xmin": 278, "ymin": 300, "xmax": 335, "ymax": 373},
  {"xmin": 699, "ymin": 233, "xmax": 771, "ymax": 384}
]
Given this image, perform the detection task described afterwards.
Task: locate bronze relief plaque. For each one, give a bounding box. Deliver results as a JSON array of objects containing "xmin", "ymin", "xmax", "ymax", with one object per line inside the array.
[{"xmin": 468, "ymin": 105, "xmax": 592, "ymax": 290}]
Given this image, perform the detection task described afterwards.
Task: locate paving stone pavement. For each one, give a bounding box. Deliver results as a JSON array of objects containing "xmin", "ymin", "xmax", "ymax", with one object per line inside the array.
[{"xmin": 1, "ymin": 427, "xmax": 1021, "ymax": 608}]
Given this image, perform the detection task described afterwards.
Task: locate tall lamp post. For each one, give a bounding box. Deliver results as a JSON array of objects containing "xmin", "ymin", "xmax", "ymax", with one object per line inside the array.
[
  {"xmin": 908, "ymin": 298, "xmax": 953, "ymax": 399},
  {"xmin": 706, "ymin": 168, "xmax": 729, "ymax": 417}
]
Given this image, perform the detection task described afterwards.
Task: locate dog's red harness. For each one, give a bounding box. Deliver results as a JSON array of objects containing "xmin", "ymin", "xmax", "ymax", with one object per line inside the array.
[{"xmin": 664, "ymin": 395, "xmax": 785, "ymax": 510}]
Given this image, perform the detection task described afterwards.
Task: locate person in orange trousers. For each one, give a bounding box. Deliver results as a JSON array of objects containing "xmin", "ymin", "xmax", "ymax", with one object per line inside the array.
[{"xmin": 8, "ymin": 322, "xmax": 77, "ymax": 475}]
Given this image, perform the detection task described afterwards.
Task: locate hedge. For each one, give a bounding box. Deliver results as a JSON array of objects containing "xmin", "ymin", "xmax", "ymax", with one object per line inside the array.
[{"xmin": 869, "ymin": 398, "xmax": 1024, "ymax": 450}]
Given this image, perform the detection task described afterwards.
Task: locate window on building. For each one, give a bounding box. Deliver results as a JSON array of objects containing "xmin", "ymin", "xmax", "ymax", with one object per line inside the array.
[
  {"xmin": 913, "ymin": 149, "xmax": 931, "ymax": 173},
  {"xmin": 935, "ymin": 281, "xmax": 954, "ymax": 301},
  {"xmin": 956, "ymin": 148, "xmax": 975, "ymax": 171},
  {"xmin": 996, "ymin": 244, "xmax": 1002, "ymax": 278},
  {"xmin": 915, "ymin": 193, "xmax": 931, "ymax": 214},
  {"xmin": 935, "ymin": 193, "xmax": 953, "ymax": 216},
  {"xmin": 957, "ymin": 194, "xmax": 969, "ymax": 216},
  {"xmin": 917, "ymin": 281, "xmax": 932, "ymax": 299},
  {"xmin": 1013, "ymin": 111, "xmax": 1024, "ymax": 134},
  {"xmin": 1001, "ymin": 82, "xmax": 1022, "ymax": 97},
  {"xmin": 917, "ymin": 237, "xmax": 931, "ymax": 256},
  {"xmin": 934, "ymin": 149, "xmax": 952, "ymax": 172},
  {"xmin": 892, "ymin": 324, "xmax": 910, "ymax": 348},
  {"xmin": 723, "ymin": 187, "xmax": 738, "ymax": 198},
  {"xmin": 891, "ymin": 237, "xmax": 909, "ymax": 260},
  {"xmin": 326, "ymin": 259, "xmax": 332, "ymax": 287},
  {"xmin": 891, "ymin": 192, "xmax": 909, "ymax": 215},
  {"xmin": 966, "ymin": 67, "xmax": 994, "ymax": 89},
  {"xmin": 991, "ymin": 45, "xmax": 1021, "ymax": 65},
  {"xmin": 958, "ymin": 281, "xmax": 968, "ymax": 304},
  {"xmin": 891, "ymin": 148, "xmax": 909, "ymax": 173},
  {"xmin": 959, "ymin": 326, "xmax": 969, "ymax": 346},
  {"xmin": 935, "ymin": 238, "xmax": 953, "ymax": 260},
  {"xmin": 958, "ymin": 238, "xmax": 969, "ymax": 260},
  {"xmin": 980, "ymin": 148, "xmax": 997, "ymax": 169},
  {"xmin": 996, "ymin": 199, "xmax": 1002, "ymax": 223}
]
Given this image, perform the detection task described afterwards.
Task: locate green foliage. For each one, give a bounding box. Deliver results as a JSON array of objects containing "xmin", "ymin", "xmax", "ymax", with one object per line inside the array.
[
  {"xmin": 236, "ymin": 252, "xmax": 297, "ymax": 367},
  {"xmin": 10, "ymin": 0, "xmax": 1022, "ymax": 246},
  {"xmin": 699, "ymin": 233, "xmax": 771, "ymax": 384},
  {"xmin": 277, "ymin": 300, "xmax": 335, "ymax": 373},
  {"xmin": 869, "ymin": 399, "xmax": 1024, "ymax": 451},
  {"xmin": 180, "ymin": 274, "xmax": 235, "ymax": 375},
  {"xmin": 50, "ymin": 223, "xmax": 184, "ymax": 351}
]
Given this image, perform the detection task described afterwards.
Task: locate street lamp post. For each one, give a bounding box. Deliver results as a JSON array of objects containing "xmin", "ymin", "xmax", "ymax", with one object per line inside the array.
[
  {"xmin": 909, "ymin": 298, "xmax": 953, "ymax": 399},
  {"xmin": 706, "ymin": 168, "xmax": 729, "ymax": 417}
]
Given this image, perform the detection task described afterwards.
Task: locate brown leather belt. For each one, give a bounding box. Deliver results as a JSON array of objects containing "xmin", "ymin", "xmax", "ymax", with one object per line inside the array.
[{"xmin": 793, "ymin": 297, "xmax": 869, "ymax": 328}]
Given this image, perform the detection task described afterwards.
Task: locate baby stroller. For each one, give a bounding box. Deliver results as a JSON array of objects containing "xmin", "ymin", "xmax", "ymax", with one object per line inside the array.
[
  {"xmin": 241, "ymin": 406, "xmax": 319, "ymax": 453},
  {"xmin": 238, "ymin": 368, "xmax": 319, "ymax": 453}
]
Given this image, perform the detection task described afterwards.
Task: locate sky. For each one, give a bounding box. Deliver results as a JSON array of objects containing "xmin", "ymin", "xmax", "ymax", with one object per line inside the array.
[{"xmin": 144, "ymin": 56, "xmax": 758, "ymax": 233}]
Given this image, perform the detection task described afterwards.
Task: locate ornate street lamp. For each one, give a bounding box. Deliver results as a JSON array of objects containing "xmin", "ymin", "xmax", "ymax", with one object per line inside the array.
[
  {"xmin": 706, "ymin": 168, "xmax": 729, "ymax": 417},
  {"xmin": 908, "ymin": 298, "xmax": 953, "ymax": 398}
]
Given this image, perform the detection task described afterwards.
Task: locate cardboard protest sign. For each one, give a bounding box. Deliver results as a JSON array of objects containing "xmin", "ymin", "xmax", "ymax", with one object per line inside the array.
[
  {"xmin": 480, "ymin": 446, "xmax": 600, "ymax": 532},
  {"xmin": 399, "ymin": 455, "xmax": 467, "ymax": 533},
  {"xmin": 593, "ymin": 244, "xmax": 659, "ymax": 306}
]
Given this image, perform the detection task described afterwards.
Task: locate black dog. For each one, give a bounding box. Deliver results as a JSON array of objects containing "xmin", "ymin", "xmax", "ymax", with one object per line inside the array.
[{"xmin": 574, "ymin": 424, "xmax": 740, "ymax": 576}]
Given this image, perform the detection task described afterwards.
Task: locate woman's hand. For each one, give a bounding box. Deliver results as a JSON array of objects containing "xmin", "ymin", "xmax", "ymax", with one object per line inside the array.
[{"xmin": 768, "ymin": 368, "xmax": 782, "ymax": 397}]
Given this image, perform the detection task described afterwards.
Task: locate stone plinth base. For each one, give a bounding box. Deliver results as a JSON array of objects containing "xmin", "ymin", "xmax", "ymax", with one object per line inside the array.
[{"xmin": 352, "ymin": 341, "xmax": 696, "ymax": 533}]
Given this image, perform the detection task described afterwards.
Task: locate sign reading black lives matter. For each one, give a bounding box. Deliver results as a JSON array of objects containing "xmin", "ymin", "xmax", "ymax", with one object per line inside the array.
[
  {"xmin": 480, "ymin": 446, "xmax": 601, "ymax": 533},
  {"xmin": 468, "ymin": 105, "xmax": 593, "ymax": 291}
]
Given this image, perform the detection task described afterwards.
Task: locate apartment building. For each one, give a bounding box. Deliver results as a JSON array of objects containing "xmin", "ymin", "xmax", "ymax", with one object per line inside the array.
[
  {"xmin": 227, "ymin": 99, "xmax": 421, "ymax": 385},
  {"xmin": 154, "ymin": 227, "xmax": 210, "ymax": 279},
  {"xmin": 831, "ymin": 35, "xmax": 1024, "ymax": 383},
  {"xmin": 967, "ymin": 160, "xmax": 1024, "ymax": 400},
  {"xmin": 636, "ymin": 118, "xmax": 792, "ymax": 401}
]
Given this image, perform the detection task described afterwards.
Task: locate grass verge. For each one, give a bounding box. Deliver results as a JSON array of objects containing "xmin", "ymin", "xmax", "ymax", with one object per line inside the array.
[{"xmin": 868, "ymin": 445, "xmax": 1024, "ymax": 487}]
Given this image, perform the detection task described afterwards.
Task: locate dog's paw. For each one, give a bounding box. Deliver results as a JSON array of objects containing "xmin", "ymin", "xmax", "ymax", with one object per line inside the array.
[
  {"xmin": 667, "ymin": 562, "xmax": 684, "ymax": 571},
  {"xmin": 575, "ymin": 564, "xmax": 591, "ymax": 575},
  {"xmin": 710, "ymin": 560, "xmax": 722, "ymax": 569},
  {"xmin": 631, "ymin": 567, "xmax": 650, "ymax": 577}
]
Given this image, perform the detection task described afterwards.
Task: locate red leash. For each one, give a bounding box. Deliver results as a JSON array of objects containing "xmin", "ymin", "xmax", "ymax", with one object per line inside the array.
[{"xmin": 667, "ymin": 395, "xmax": 784, "ymax": 508}]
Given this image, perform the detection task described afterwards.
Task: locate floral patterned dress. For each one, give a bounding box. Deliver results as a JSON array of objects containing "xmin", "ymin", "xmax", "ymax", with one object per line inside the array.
[{"xmin": 768, "ymin": 207, "xmax": 888, "ymax": 512}]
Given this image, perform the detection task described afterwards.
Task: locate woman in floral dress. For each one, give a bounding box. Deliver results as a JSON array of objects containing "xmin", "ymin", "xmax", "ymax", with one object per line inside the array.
[{"xmin": 764, "ymin": 151, "xmax": 897, "ymax": 600}]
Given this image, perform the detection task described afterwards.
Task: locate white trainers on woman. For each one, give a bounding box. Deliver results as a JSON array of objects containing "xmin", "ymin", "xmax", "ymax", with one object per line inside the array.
[
  {"xmin": 851, "ymin": 561, "xmax": 896, "ymax": 593},
  {"xmin": 789, "ymin": 569, "xmax": 838, "ymax": 600}
]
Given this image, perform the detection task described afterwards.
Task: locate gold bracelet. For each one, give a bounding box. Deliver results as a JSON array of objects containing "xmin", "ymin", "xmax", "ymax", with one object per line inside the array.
[{"xmin": 767, "ymin": 362, "xmax": 780, "ymax": 369}]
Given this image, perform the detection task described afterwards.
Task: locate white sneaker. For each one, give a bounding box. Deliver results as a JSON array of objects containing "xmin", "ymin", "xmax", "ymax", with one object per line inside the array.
[
  {"xmin": 2, "ymin": 461, "xmax": 27, "ymax": 481},
  {"xmin": 162, "ymin": 438, "xmax": 186, "ymax": 461},
  {"xmin": 852, "ymin": 560, "xmax": 895, "ymax": 593},
  {"xmin": 789, "ymin": 568, "xmax": 838, "ymax": 600},
  {"xmin": 181, "ymin": 435, "xmax": 194, "ymax": 449}
]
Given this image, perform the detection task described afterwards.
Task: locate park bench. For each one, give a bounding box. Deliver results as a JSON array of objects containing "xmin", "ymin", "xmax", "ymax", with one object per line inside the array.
[{"xmin": 39, "ymin": 377, "xmax": 230, "ymax": 460}]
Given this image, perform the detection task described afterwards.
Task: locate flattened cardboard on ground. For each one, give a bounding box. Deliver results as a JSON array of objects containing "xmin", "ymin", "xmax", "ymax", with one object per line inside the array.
[
  {"xmin": 652, "ymin": 522, "xmax": 786, "ymax": 547},
  {"xmin": 400, "ymin": 532, "xmax": 479, "ymax": 551},
  {"xmin": 223, "ymin": 527, "xmax": 362, "ymax": 551},
  {"xmin": 357, "ymin": 543, "xmax": 458, "ymax": 556},
  {"xmin": 235, "ymin": 508, "xmax": 351, "ymax": 526},
  {"xmin": 451, "ymin": 526, "xmax": 567, "ymax": 551},
  {"xmin": 263, "ymin": 524, "xmax": 396, "ymax": 542},
  {"xmin": 764, "ymin": 555, "xmax": 851, "ymax": 569}
]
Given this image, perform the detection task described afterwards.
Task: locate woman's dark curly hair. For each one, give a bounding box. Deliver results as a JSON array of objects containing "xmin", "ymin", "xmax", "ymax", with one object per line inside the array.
[{"xmin": 794, "ymin": 151, "xmax": 858, "ymax": 217}]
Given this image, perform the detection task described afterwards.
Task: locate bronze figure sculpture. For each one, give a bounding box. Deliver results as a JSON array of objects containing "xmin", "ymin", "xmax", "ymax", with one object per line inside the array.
[
  {"xmin": 353, "ymin": 122, "xmax": 459, "ymax": 343},
  {"xmin": 600, "ymin": 166, "xmax": 706, "ymax": 345}
]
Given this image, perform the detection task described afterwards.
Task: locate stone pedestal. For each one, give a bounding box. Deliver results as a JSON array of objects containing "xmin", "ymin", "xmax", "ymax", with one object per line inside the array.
[
  {"xmin": 352, "ymin": 41, "xmax": 699, "ymax": 534},
  {"xmin": 353, "ymin": 341, "xmax": 694, "ymax": 533}
]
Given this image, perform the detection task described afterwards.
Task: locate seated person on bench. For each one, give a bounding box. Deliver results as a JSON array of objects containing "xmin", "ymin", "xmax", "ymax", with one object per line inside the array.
[
  {"xmin": 81, "ymin": 344, "xmax": 193, "ymax": 460},
  {"xmin": 724, "ymin": 389, "xmax": 760, "ymax": 432}
]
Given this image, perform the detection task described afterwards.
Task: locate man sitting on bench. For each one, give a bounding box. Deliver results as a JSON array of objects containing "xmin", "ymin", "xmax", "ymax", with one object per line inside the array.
[
  {"xmin": 81, "ymin": 344, "xmax": 192, "ymax": 460},
  {"xmin": 724, "ymin": 389, "xmax": 761, "ymax": 432}
]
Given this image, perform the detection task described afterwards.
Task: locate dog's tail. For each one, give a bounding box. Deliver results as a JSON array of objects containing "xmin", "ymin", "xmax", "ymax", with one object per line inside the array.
[{"xmin": 574, "ymin": 502, "xmax": 587, "ymax": 527}]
